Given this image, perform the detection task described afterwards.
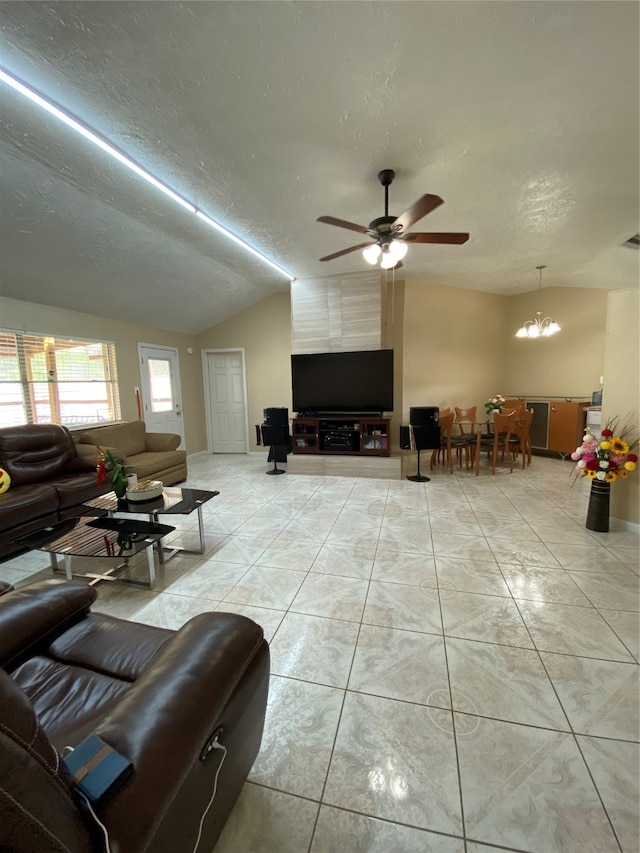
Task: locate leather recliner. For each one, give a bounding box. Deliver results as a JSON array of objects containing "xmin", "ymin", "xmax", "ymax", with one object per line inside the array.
[{"xmin": 0, "ymin": 580, "xmax": 270, "ymax": 852}]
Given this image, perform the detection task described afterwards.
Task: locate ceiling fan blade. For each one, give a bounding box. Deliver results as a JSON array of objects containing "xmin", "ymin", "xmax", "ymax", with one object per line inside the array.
[
  {"xmin": 317, "ymin": 215, "xmax": 371, "ymax": 235},
  {"xmin": 403, "ymin": 232, "xmax": 470, "ymax": 244},
  {"xmin": 392, "ymin": 194, "xmax": 443, "ymax": 234},
  {"xmin": 319, "ymin": 242, "xmax": 372, "ymax": 262}
]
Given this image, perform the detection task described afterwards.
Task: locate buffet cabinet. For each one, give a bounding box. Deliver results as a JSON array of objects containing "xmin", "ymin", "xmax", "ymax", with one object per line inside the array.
[
  {"xmin": 503, "ymin": 398, "xmax": 589, "ymax": 456},
  {"xmin": 292, "ymin": 416, "xmax": 391, "ymax": 457}
]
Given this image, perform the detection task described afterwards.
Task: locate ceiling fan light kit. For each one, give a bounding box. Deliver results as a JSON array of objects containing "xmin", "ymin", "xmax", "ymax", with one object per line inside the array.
[
  {"xmin": 515, "ymin": 265, "xmax": 561, "ymax": 338},
  {"xmin": 317, "ymin": 169, "xmax": 469, "ymax": 269}
]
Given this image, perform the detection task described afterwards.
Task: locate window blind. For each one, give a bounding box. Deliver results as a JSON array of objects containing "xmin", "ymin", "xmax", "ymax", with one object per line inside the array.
[{"xmin": 0, "ymin": 331, "xmax": 121, "ymax": 427}]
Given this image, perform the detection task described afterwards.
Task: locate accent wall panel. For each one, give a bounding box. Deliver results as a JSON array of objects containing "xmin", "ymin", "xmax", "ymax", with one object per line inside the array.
[{"xmin": 291, "ymin": 272, "xmax": 382, "ymax": 354}]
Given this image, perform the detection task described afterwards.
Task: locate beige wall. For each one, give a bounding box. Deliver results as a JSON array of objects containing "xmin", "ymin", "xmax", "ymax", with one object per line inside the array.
[
  {"xmin": 0, "ymin": 296, "xmax": 206, "ymax": 453},
  {"xmin": 196, "ymin": 292, "xmax": 292, "ymax": 451},
  {"xmin": 502, "ymin": 288, "xmax": 609, "ymax": 397},
  {"xmin": 603, "ymin": 290, "xmax": 639, "ymax": 526},
  {"xmin": 402, "ymin": 279, "xmax": 507, "ymax": 420}
]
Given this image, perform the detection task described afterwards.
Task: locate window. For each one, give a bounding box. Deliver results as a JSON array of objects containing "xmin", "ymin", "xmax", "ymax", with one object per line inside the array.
[{"xmin": 0, "ymin": 331, "xmax": 121, "ymax": 427}]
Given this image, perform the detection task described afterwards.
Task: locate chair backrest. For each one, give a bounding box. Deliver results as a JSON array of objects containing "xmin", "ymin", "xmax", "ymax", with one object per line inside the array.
[
  {"xmin": 493, "ymin": 411, "xmax": 517, "ymax": 443},
  {"xmin": 455, "ymin": 406, "xmax": 477, "ymax": 434},
  {"xmin": 0, "ymin": 424, "xmax": 78, "ymax": 487},
  {"xmin": 438, "ymin": 411, "xmax": 455, "ymax": 437},
  {"xmin": 500, "ymin": 404, "xmax": 524, "ymax": 417},
  {"xmin": 455, "ymin": 406, "xmax": 476, "ymax": 422}
]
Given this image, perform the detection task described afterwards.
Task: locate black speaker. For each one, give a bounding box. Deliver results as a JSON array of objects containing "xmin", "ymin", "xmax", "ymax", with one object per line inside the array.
[
  {"xmin": 264, "ymin": 407, "xmax": 288, "ymax": 426},
  {"xmin": 399, "ymin": 425, "xmax": 411, "ymax": 450},
  {"xmin": 412, "ymin": 425, "xmax": 441, "ymax": 451},
  {"xmin": 260, "ymin": 424, "xmax": 289, "ymax": 446},
  {"xmin": 410, "ymin": 407, "xmax": 439, "ymax": 427}
]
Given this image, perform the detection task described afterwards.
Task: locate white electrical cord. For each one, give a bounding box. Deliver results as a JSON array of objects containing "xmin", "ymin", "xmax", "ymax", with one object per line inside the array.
[
  {"xmin": 78, "ymin": 792, "xmax": 112, "ymax": 853},
  {"xmin": 191, "ymin": 741, "xmax": 227, "ymax": 853}
]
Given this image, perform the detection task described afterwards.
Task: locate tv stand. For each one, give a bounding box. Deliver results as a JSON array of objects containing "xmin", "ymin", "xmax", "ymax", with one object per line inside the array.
[{"xmin": 292, "ymin": 415, "xmax": 391, "ymax": 457}]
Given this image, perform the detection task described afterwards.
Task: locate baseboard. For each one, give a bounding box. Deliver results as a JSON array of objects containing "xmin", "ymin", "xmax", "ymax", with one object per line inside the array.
[{"xmin": 609, "ymin": 516, "xmax": 640, "ymax": 533}]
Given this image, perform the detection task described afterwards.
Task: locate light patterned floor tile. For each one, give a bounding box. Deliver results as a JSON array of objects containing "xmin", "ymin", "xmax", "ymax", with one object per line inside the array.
[
  {"xmin": 349, "ymin": 624, "xmax": 449, "ymax": 707},
  {"xmin": 542, "ymin": 652, "xmax": 639, "ymax": 741},
  {"xmin": 578, "ymin": 735, "xmax": 640, "ymax": 853},
  {"xmin": 436, "ymin": 556, "xmax": 510, "ymax": 597},
  {"xmin": 431, "ymin": 533, "xmax": 495, "ymax": 562},
  {"xmin": 311, "ymin": 542, "xmax": 375, "ymax": 579},
  {"xmin": 566, "ymin": 570, "xmax": 640, "ymax": 611},
  {"xmin": 599, "ymin": 608, "xmax": 640, "ymax": 660},
  {"xmin": 500, "ymin": 565, "xmax": 592, "ymax": 607},
  {"xmin": 446, "ymin": 637, "xmax": 568, "ymax": 729},
  {"xmin": 546, "ymin": 542, "xmax": 632, "ymax": 574},
  {"xmin": 517, "ymin": 599, "xmax": 636, "ymax": 662},
  {"xmin": 291, "ymin": 572, "xmax": 369, "ymax": 621},
  {"xmin": 310, "ymin": 806, "xmax": 465, "ymax": 853},
  {"xmin": 215, "ymin": 783, "xmax": 319, "ymax": 853},
  {"xmin": 270, "ymin": 612, "xmax": 359, "ymax": 687},
  {"xmin": 439, "ymin": 590, "xmax": 533, "ymax": 648},
  {"xmin": 249, "ymin": 676, "xmax": 343, "ymax": 800},
  {"xmin": 223, "ymin": 565, "xmax": 306, "ymax": 609},
  {"xmin": 485, "ymin": 538, "xmax": 561, "ymax": 568},
  {"xmin": 131, "ymin": 591, "xmax": 219, "ymax": 629},
  {"xmin": 323, "ymin": 692, "xmax": 463, "ymax": 835},
  {"xmin": 255, "ymin": 537, "xmax": 323, "ymax": 571},
  {"xmin": 371, "ymin": 547, "xmax": 437, "ymax": 587},
  {"xmin": 363, "ymin": 580, "xmax": 443, "ymax": 634},
  {"xmin": 457, "ymin": 715, "xmax": 619, "ymax": 852}
]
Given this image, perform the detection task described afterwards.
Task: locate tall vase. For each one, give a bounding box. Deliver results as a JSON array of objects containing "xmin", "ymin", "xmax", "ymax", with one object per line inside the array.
[{"xmin": 585, "ymin": 479, "xmax": 610, "ymax": 532}]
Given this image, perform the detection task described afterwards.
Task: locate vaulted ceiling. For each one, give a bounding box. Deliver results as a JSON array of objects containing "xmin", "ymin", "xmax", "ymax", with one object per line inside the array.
[{"xmin": 0, "ymin": 1, "xmax": 638, "ymax": 335}]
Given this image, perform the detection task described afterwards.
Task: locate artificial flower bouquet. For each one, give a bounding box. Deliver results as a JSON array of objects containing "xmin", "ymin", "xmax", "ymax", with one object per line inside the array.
[
  {"xmin": 572, "ymin": 416, "xmax": 638, "ymax": 483},
  {"xmin": 484, "ymin": 394, "xmax": 506, "ymax": 416}
]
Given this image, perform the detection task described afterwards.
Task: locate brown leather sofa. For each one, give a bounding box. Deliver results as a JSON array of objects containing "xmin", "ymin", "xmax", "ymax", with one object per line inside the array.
[
  {"xmin": 0, "ymin": 424, "xmax": 111, "ymax": 560},
  {"xmin": 0, "ymin": 579, "xmax": 270, "ymax": 852}
]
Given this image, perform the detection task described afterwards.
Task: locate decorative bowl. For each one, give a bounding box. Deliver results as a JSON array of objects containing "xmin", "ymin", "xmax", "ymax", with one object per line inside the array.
[{"xmin": 125, "ymin": 480, "xmax": 164, "ymax": 502}]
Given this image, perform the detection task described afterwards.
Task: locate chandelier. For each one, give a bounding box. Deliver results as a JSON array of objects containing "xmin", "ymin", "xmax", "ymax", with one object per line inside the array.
[
  {"xmin": 363, "ymin": 239, "xmax": 408, "ymax": 269},
  {"xmin": 515, "ymin": 265, "xmax": 561, "ymax": 338}
]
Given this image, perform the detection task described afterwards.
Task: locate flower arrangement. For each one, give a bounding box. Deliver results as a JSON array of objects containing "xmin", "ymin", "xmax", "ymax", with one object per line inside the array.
[
  {"xmin": 572, "ymin": 416, "xmax": 638, "ymax": 483},
  {"xmin": 484, "ymin": 394, "xmax": 506, "ymax": 417},
  {"xmin": 97, "ymin": 446, "xmax": 129, "ymax": 497}
]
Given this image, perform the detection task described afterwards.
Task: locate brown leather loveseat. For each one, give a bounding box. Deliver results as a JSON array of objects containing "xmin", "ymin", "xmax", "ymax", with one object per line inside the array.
[
  {"xmin": 0, "ymin": 424, "xmax": 111, "ymax": 560},
  {"xmin": 0, "ymin": 579, "xmax": 270, "ymax": 852}
]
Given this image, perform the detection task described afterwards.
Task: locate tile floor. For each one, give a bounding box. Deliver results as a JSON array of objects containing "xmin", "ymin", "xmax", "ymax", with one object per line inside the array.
[{"xmin": 2, "ymin": 452, "xmax": 639, "ymax": 853}]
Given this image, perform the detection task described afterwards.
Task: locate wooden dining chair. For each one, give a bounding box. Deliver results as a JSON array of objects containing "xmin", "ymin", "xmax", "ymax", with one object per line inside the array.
[
  {"xmin": 479, "ymin": 411, "xmax": 517, "ymax": 474},
  {"xmin": 454, "ymin": 405, "xmax": 478, "ymax": 467},
  {"xmin": 430, "ymin": 411, "xmax": 455, "ymax": 473},
  {"xmin": 508, "ymin": 407, "xmax": 534, "ymax": 467}
]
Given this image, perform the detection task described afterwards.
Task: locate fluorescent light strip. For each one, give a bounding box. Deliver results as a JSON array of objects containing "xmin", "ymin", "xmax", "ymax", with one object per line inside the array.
[
  {"xmin": 195, "ymin": 211, "xmax": 293, "ymax": 279},
  {"xmin": 0, "ymin": 67, "xmax": 295, "ymax": 281}
]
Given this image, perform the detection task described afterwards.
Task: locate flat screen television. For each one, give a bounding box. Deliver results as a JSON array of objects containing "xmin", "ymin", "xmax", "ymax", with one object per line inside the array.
[{"xmin": 291, "ymin": 349, "xmax": 393, "ymax": 415}]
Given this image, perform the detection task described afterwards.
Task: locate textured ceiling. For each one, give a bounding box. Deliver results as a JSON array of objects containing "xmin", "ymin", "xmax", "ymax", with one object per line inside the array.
[{"xmin": 0, "ymin": 1, "xmax": 638, "ymax": 335}]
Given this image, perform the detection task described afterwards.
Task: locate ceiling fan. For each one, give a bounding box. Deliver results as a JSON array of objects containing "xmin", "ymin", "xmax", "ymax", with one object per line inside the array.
[{"xmin": 317, "ymin": 169, "xmax": 469, "ymax": 269}]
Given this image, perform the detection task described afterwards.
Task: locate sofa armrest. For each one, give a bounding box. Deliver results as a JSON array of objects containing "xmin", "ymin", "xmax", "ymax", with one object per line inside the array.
[
  {"xmin": 144, "ymin": 432, "xmax": 181, "ymax": 452},
  {"xmin": 73, "ymin": 442, "xmax": 99, "ymax": 465},
  {"xmin": 96, "ymin": 611, "xmax": 266, "ymax": 851},
  {"xmin": 0, "ymin": 580, "xmax": 97, "ymax": 670}
]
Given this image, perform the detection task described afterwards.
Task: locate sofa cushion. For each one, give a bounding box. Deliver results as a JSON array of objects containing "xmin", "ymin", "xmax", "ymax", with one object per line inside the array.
[
  {"xmin": 127, "ymin": 450, "xmax": 187, "ymax": 480},
  {"xmin": 53, "ymin": 471, "xmax": 109, "ymax": 509},
  {"xmin": 0, "ymin": 424, "xmax": 77, "ymax": 486},
  {"xmin": 79, "ymin": 421, "xmax": 146, "ymax": 458},
  {"xmin": 0, "ymin": 483, "xmax": 59, "ymax": 533}
]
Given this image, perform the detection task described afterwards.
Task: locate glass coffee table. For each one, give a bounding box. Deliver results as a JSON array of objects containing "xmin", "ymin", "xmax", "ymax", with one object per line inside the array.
[
  {"xmin": 85, "ymin": 487, "xmax": 220, "ymax": 563},
  {"xmin": 17, "ymin": 515, "xmax": 175, "ymax": 589}
]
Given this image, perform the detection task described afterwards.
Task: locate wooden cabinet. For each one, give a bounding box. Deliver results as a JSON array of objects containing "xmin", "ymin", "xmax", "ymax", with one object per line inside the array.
[
  {"xmin": 503, "ymin": 398, "xmax": 589, "ymax": 456},
  {"xmin": 292, "ymin": 416, "xmax": 391, "ymax": 457}
]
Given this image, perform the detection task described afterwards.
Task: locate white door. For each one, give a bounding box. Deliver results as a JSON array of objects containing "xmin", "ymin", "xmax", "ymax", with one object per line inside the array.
[
  {"xmin": 204, "ymin": 351, "xmax": 247, "ymax": 453},
  {"xmin": 138, "ymin": 344, "xmax": 185, "ymax": 448}
]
